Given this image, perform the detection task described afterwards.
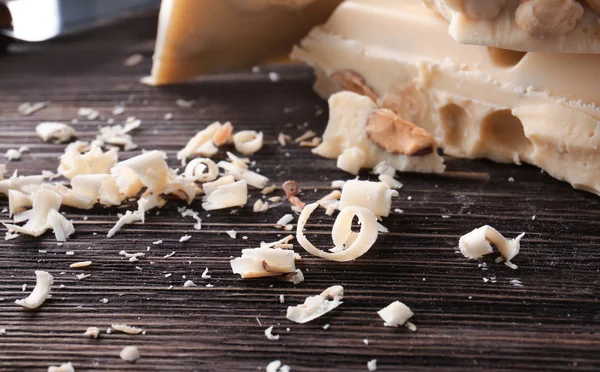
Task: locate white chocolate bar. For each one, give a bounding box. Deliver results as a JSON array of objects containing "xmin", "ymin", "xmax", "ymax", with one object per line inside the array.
[{"xmin": 292, "ymin": 0, "xmax": 600, "ymax": 194}]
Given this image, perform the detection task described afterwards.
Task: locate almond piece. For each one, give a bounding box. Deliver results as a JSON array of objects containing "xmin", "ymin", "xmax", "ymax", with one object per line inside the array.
[
  {"xmin": 515, "ymin": 0, "xmax": 583, "ymax": 38},
  {"xmin": 366, "ymin": 108, "xmax": 437, "ymax": 156},
  {"xmin": 330, "ymin": 69, "xmax": 378, "ymax": 102}
]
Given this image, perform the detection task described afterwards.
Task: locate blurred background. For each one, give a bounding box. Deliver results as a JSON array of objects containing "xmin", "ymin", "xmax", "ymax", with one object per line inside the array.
[{"xmin": 0, "ymin": 0, "xmax": 160, "ymax": 76}]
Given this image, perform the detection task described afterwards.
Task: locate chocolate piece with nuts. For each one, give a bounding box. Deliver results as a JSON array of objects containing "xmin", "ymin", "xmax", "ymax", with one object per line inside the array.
[{"xmin": 366, "ymin": 108, "xmax": 437, "ymax": 156}]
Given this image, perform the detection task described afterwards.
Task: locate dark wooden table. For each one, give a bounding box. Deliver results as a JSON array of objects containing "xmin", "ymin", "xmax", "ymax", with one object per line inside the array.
[{"xmin": 0, "ymin": 15, "xmax": 599, "ymax": 372}]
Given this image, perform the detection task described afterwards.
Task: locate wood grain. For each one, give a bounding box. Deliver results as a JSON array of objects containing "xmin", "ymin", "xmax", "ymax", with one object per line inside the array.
[{"xmin": 0, "ymin": 15, "xmax": 599, "ymax": 372}]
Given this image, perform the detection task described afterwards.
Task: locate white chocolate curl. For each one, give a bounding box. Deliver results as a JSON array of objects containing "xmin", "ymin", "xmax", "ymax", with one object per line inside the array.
[
  {"xmin": 233, "ymin": 130, "xmax": 264, "ymax": 155},
  {"xmin": 458, "ymin": 225, "xmax": 525, "ymax": 261},
  {"xmin": 296, "ymin": 202, "xmax": 379, "ymax": 262},
  {"xmin": 184, "ymin": 157, "xmax": 218, "ymax": 182},
  {"xmin": 15, "ymin": 270, "xmax": 53, "ymax": 309}
]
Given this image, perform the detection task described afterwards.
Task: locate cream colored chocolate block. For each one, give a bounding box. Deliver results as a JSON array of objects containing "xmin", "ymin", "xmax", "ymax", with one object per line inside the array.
[
  {"xmin": 314, "ymin": 91, "xmax": 445, "ymax": 175},
  {"xmin": 146, "ymin": 0, "xmax": 342, "ymax": 85},
  {"xmin": 422, "ymin": 0, "xmax": 600, "ymax": 53},
  {"xmin": 291, "ymin": 0, "xmax": 600, "ymax": 195}
]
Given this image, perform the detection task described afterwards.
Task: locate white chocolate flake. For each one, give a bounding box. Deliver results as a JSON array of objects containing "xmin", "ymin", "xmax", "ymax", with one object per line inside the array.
[
  {"xmin": 15, "ymin": 270, "xmax": 53, "ymax": 309},
  {"xmin": 286, "ymin": 285, "xmax": 344, "ymax": 323}
]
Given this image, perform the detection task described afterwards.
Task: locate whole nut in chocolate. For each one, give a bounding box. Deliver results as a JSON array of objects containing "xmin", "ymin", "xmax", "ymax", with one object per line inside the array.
[
  {"xmin": 366, "ymin": 108, "xmax": 437, "ymax": 156},
  {"xmin": 515, "ymin": 0, "xmax": 584, "ymax": 37},
  {"xmin": 330, "ymin": 69, "xmax": 379, "ymax": 102}
]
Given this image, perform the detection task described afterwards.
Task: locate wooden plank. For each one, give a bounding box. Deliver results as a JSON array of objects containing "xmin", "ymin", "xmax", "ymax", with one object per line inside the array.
[{"xmin": 0, "ymin": 15, "xmax": 599, "ymax": 372}]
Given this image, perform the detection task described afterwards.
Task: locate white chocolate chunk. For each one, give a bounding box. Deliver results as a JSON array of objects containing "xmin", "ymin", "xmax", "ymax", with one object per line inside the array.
[
  {"xmin": 15, "ymin": 270, "xmax": 53, "ymax": 309},
  {"xmin": 84, "ymin": 327, "xmax": 100, "ymax": 338},
  {"xmin": 276, "ymin": 214, "xmax": 294, "ymax": 227},
  {"xmin": 230, "ymin": 247, "xmax": 296, "ymax": 279},
  {"xmin": 367, "ymin": 359, "xmax": 377, "ymax": 371},
  {"xmin": 377, "ymin": 300, "xmax": 415, "ymax": 329},
  {"xmin": 339, "ymin": 179, "xmax": 398, "ymax": 219},
  {"xmin": 36, "ymin": 122, "xmax": 76, "ymax": 143},
  {"xmin": 120, "ymin": 346, "xmax": 140, "ymax": 362},
  {"xmin": 458, "ymin": 225, "xmax": 525, "ymax": 261},
  {"xmin": 292, "ymin": 0, "xmax": 600, "ymax": 195},
  {"xmin": 312, "ymin": 91, "xmax": 445, "ymax": 175},
  {"xmin": 286, "ymin": 285, "xmax": 344, "ymax": 323}
]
